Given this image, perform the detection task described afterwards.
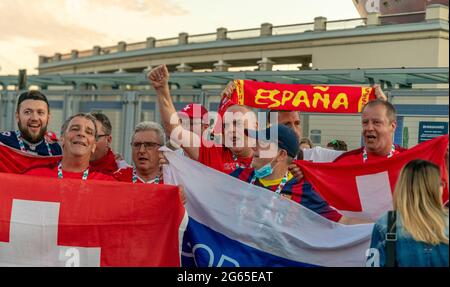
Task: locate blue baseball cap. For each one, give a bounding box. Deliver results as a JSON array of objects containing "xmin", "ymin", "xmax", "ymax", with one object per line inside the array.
[{"xmin": 245, "ymin": 124, "xmax": 299, "ymax": 158}]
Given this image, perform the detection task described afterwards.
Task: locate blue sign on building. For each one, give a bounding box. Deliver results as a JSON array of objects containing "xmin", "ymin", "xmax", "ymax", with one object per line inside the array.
[{"xmin": 418, "ymin": 121, "xmax": 448, "ymax": 143}]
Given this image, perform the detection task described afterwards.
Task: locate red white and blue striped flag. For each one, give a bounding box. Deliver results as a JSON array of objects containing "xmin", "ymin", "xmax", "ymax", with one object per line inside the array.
[{"xmin": 162, "ymin": 135, "xmax": 448, "ymax": 267}]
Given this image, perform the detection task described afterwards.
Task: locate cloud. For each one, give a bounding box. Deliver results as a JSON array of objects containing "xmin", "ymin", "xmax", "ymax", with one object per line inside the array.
[
  {"xmin": 0, "ymin": 1, "xmax": 109, "ymax": 53},
  {"xmin": 0, "ymin": 0, "xmax": 188, "ymax": 73},
  {"xmin": 91, "ymin": 0, "xmax": 188, "ymax": 15}
]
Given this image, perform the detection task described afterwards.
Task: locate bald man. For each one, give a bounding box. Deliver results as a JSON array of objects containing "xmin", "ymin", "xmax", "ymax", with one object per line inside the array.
[{"xmin": 148, "ymin": 65, "xmax": 255, "ymax": 174}]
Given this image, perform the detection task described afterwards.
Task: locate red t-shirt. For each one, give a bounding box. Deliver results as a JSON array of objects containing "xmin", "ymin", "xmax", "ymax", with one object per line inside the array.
[
  {"xmin": 333, "ymin": 144, "xmax": 407, "ymax": 163},
  {"xmin": 198, "ymin": 144, "xmax": 253, "ymax": 174},
  {"xmin": 23, "ymin": 163, "xmax": 116, "ymax": 181},
  {"xmin": 90, "ymin": 149, "xmax": 119, "ymax": 175},
  {"xmin": 113, "ymin": 167, "xmax": 164, "ymax": 184}
]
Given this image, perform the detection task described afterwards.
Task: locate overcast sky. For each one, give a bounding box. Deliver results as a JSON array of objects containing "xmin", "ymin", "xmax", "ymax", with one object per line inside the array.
[{"xmin": 0, "ymin": 0, "xmax": 360, "ymax": 75}]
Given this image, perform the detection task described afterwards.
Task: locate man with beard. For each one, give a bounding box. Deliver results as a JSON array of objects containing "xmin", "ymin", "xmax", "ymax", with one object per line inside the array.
[{"xmin": 0, "ymin": 90, "xmax": 62, "ymax": 156}]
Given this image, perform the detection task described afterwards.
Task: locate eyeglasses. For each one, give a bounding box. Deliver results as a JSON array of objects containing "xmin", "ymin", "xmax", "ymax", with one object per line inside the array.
[{"xmin": 131, "ymin": 141, "xmax": 161, "ymax": 150}]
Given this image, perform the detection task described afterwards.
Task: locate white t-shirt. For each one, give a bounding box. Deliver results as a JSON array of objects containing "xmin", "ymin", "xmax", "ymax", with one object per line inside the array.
[
  {"xmin": 302, "ymin": 146, "xmax": 344, "ymax": 163},
  {"xmin": 117, "ymin": 159, "xmax": 131, "ymax": 169}
]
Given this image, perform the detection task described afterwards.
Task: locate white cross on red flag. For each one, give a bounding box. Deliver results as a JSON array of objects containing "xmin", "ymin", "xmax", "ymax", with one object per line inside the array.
[
  {"xmin": 296, "ymin": 135, "xmax": 449, "ymax": 221},
  {"xmin": 0, "ymin": 173, "xmax": 187, "ymax": 266}
]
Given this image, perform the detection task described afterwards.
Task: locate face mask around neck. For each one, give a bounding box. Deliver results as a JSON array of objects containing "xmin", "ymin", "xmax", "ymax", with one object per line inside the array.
[
  {"xmin": 254, "ymin": 162, "xmax": 272, "ymax": 179},
  {"xmin": 254, "ymin": 156, "xmax": 280, "ymax": 179}
]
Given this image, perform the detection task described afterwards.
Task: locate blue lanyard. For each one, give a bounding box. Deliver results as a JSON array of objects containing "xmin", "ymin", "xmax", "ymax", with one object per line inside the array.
[
  {"xmin": 57, "ymin": 161, "xmax": 89, "ymax": 180},
  {"xmin": 15, "ymin": 130, "xmax": 53, "ymax": 156}
]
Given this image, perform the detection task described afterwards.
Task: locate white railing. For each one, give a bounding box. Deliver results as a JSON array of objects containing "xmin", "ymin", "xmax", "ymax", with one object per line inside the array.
[{"xmin": 42, "ymin": 10, "xmax": 437, "ymax": 63}]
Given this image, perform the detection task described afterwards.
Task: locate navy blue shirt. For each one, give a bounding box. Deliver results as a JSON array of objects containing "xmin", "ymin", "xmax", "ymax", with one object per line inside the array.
[
  {"xmin": 0, "ymin": 130, "xmax": 62, "ymax": 156},
  {"xmin": 230, "ymin": 167, "xmax": 342, "ymax": 222}
]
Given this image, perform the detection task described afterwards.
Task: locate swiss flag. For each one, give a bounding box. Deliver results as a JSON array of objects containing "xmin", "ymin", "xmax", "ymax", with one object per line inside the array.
[
  {"xmin": 0, "ymin": 173, "xmax": 187, "ymax": 266},
  {"xmin": 296, "ymin": 135, "xmax": 448, "ymax": 220},
  {"xmin": 0, "ymin": 142, "xmax": 61, "ymax": 174}
]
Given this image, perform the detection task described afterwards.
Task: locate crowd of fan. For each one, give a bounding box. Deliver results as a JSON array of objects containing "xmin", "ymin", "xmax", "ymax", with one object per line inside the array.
[{"xmin": 0, "ymin": 64, "xmax": 447, "ymax": 267}]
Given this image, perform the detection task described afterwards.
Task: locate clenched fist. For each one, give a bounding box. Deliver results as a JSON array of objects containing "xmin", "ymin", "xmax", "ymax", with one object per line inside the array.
[{"xmin": 147, "ymin": 64, "xmax": 169, "ymax": 91}]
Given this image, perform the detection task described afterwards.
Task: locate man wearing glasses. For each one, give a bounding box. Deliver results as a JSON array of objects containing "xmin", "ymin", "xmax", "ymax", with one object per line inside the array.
[
  {"xmin": 114, "ymin": 121, "xmax": 165, "ymax": 184},
  {"xmin": 89, "ymin": 112, "xmax": 128, "ymax": 174}
]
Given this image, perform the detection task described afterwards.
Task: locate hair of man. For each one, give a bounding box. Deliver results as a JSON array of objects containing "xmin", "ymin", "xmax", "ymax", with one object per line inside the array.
[
  {"xmin": 16, "ymin": 90, "xmax": 50, "ymax": 113},
  {"xmin": 89, "ymin": 112, "xmax": 112, "ymax": 135},
  {"xmin": 362, "ymin": 99, "xmax": 397, "ymax": 123},
  {"xmin": 133, "ymin": 121, "xmax": 166, "ymax": 145},
  {"xmin": 61, "ymin": 113, "xmax": 98, "ymax": 140}
]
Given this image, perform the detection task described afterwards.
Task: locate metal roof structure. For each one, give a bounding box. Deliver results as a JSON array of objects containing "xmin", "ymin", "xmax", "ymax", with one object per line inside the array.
[{"xmin": 0, "ymin": 67, "xmax": 448, "ymax": 89}]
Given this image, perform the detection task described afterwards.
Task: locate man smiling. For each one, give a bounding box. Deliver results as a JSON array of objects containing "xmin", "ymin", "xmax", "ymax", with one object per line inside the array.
[
  {"xmin": 24, "ymin": 113, "xmax": 114, "ymax": 181},
  {"xmin": 0, "ymin": 90, "xmax": 61, "ymax": 156}
]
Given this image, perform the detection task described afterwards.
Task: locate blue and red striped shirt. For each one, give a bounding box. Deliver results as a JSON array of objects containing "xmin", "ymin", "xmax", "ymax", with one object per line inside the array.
[
  {"xmin": 0, "ymin": 130, "xmax": 62, "ymax": 156},
  {"xmin": 229, "ymin": 167, "xmax": 342, "ymax": 222}
]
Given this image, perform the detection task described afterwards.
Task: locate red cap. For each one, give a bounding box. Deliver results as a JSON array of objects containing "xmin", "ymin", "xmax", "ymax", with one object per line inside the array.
[
  {"xmin": 178, "ymin": 103, "xmax": 208, "ymax": 119},
  {"xmin": 45, "ymin": 131, "xmax": 59, "ymax": 143}
]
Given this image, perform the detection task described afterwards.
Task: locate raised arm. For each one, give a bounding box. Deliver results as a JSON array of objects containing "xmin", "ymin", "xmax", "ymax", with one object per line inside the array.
[
  {"xmin": 373, "ymin": 84, "xmax": 388, "ymax": 101},
  {"xmin": 147, "ymin": 65, "xmax": 200, "ymax": 160},
  {"xmin": 222, "ymin": 81, "xmax": 236, "ymax": 98}
]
